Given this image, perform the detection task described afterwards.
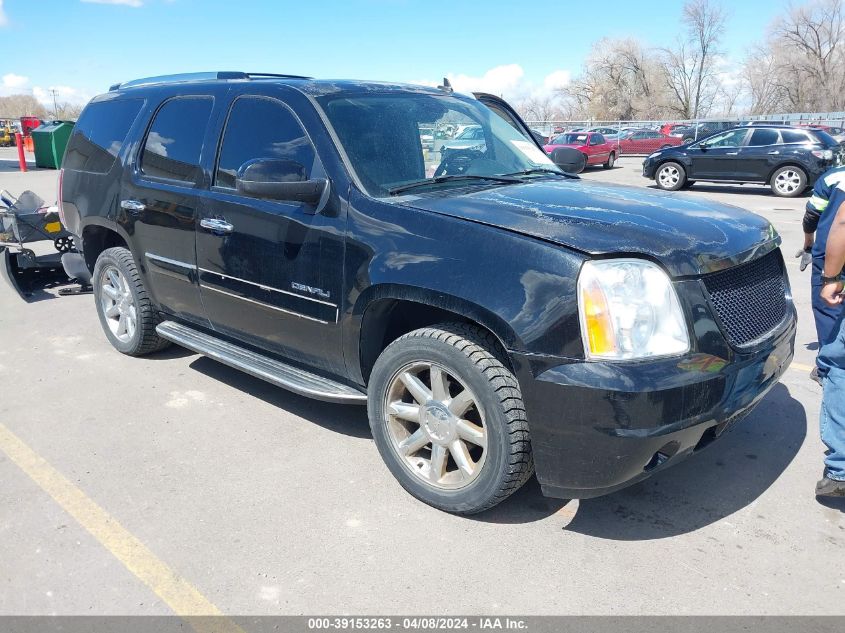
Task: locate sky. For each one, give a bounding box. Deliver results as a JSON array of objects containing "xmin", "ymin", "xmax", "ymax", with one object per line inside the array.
[{"xmin": 0, "ymin": 0, "xmax": 798, "ymax": 112}]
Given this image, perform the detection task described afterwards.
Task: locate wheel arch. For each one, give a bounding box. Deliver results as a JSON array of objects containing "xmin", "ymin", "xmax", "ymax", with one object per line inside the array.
[
  {"xmin": 80, "ymin": 218, "xmax": 131, "ymax": 273},
  {"xmin": 766, "ymin": 162, "xmax": 808, "ymax": 185},
  {"xmin": 351, "ymin": 284, "xmax": 520, "ymax": 386}
]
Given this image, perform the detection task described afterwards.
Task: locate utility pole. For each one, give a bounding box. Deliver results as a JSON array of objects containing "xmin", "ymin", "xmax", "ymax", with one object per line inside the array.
[{"xmin": 49, "ymin": 89, "xmax": 59, "ymax": 119}]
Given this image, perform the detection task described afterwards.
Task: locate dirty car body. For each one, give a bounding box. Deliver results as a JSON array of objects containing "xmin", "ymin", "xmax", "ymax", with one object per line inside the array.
[{"xmin": 59, "ymin": 74, "xmax": 796, "ymax": 509}]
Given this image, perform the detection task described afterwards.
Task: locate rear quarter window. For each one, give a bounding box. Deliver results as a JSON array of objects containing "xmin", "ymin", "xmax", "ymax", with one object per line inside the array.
[
  {"xmin": 140, "ymin": 97, "xmax": 213, "ymax": 183},
  {"xmin": 63, "ymin": 98, "xmax": 143, "ymax": 173},
  {"xmin": 808, "ymin": 129, "xmax": 839, "ymax": 147},
  {"xmin": 781, "ymin": 129, "xmax": 811, "ymax": 144}
]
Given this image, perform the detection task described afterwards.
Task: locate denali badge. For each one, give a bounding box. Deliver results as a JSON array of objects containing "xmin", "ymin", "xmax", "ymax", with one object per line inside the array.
[{"xmin": 291, "ymin": 282, "xmax": 331, "ymax": 299}]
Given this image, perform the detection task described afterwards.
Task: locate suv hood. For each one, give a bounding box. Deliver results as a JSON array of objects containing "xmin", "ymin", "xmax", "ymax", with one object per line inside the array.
[{"xmin": 399, "ymin": 180, "xmax": 779, "ymax": 277}]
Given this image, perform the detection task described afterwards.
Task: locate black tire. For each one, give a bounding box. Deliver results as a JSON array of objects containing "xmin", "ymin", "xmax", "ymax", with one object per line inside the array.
[
  {"xmin": 770, "ymin": 165, "xmax": 807, "ymax": 198},
  {"xmin": 655, "ymin": 161, "xmax": 686, "ymax": 191},
  {"xmin": 603, "ymin": 152, "xmax": 616, "ymax": 169},
  {"xmin": 368, "ymin": 323, "xmax": 534, "ymax": 514},
  {"xmin": 92, "ymin": 247, "xmax": 170, "ymax": 356}
]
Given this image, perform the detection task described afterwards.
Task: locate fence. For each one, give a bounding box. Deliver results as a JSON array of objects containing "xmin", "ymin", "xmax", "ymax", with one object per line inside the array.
[{"xmin": 524, "ymin": 112, "xmax": 845, "ymax": 141}]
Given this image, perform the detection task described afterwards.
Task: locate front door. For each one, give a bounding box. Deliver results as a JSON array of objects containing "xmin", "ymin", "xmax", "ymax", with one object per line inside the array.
[
  {"xmin": 121, "ymin": 95, "xmax": 215, "ymax": 326},
  {"xmin": 195, "ymin": 94, "xmax": 346, "ymax": 373},
  {"xmin": 688, "ymin": 128, "xmax": 749, "ymax": 180}
]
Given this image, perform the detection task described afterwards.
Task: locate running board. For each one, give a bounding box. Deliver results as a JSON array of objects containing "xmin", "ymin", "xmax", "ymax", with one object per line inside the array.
[{"xmin": 156, "ymin": 320, "xmax": 367, "ymax": 405}]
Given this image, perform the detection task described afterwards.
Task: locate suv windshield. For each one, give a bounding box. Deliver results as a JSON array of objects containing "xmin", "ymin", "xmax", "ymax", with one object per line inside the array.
[{"xmin": 316, "ymin": 92, "xmax": 561, "ymax": 196}]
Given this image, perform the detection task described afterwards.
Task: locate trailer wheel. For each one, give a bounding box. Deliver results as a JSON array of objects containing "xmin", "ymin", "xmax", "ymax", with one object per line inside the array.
[{"xmin": 92, "ymin": 247, "xmax": 170, "ymax": 356}]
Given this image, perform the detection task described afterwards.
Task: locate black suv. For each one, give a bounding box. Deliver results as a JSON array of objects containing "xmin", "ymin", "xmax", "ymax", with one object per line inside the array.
[
  {"xmin": 644, "ymin": 125, "xmax": 842, "ymax": 197},
  {"xmin": 59, "ymin": 72, "xmax": 796, "ymax": 514}
]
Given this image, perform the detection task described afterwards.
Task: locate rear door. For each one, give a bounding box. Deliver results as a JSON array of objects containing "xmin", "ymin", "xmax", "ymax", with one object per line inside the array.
[
  {"xmin": 194, "ymin": 93, "xmax": 346, "ymax": 372},
  {"xmin": 121, "ymin": 93, "xmax": 216, "ymax": 326},
  {"xmin": 738, "ymin": 127, "xmax": 781, "ymax": 181}
]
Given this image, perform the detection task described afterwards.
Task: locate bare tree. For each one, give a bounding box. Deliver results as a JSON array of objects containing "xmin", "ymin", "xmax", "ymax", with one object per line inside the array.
[
  {"xmin": 659, "ymin": 0, "xmax": 728, "ymax": 118},
  {"xmin": 0, "ymin": 94, "xmax": 48, "ymax": 118},
  {"xmin": 561, "ymin": 38, "xmax": 670, "ymax": 120},
  {"xmin": 515, "ymin": 95, "xmax": 563, "ymax": 122},
  {"xmin": 54, "ymin": 102, "xmax": 84, "ymax": 120},
  {"xmin": 772, "ymin": 0, "xmax": 845, "ymax": 111}
]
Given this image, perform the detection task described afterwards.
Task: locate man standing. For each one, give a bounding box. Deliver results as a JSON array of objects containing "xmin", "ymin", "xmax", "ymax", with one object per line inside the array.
[
  {"xmin": 813, "ymin": 172, "xmax": 845, "ymax": 497},
  {"xmin": 800, "ymin": 166, "xmax": 845, "ymax": 384}
]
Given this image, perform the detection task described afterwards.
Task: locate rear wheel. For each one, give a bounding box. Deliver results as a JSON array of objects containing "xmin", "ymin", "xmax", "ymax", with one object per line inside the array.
[
  {"xmin": 655, "ymin": 161, "xmax": 686, "ymax": 191},
  {"xmin": 770, "ymin": 166, "xmax": 807, "ymax": 197},
  {"xmin": 92, "ymin": 247, "xmax": 170, "ymax": 356},
  {"xmin": 368, "ymin": 323, "xmax": 533, "ymax": 514},
  {"xmin": 603, "ymin": 152, "xmax": 616, "ymax": 169}
]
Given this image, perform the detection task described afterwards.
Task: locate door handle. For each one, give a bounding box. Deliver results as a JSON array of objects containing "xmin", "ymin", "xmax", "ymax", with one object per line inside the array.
[
  {"xmin": 726, "ymin": 152, "xmax": 739, "ymax": 155},
  {"xmin": 200, "ymin": 218, "xmax": 234, "ymax": 234},
  {"xmin": 768, "ymin": 150, "xmax": 780, "ymax": 155},
  {"xmin": 120, "ymin": 199, "xmax": 145, "ymax": 213}
]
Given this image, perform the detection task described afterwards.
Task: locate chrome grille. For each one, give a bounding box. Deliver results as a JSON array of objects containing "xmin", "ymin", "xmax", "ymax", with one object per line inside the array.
[{"xmin": 702, "ymin": 250, "xmax": 788, "ymax": 347}]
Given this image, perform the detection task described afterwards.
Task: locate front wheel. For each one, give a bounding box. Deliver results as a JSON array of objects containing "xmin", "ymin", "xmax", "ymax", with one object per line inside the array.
[
  {"xmin": 603, "ymin": 152, "xmax": 616, "ymax": 169},
  {"xmin": 368, "ymin": 323, "xmax": 534, "ymax": 515},
  {"xmin": 655, "ymin": 161, "xmax": 686, "ymax": 191},
  {"xmin": 92, "ymin": 247, "xmax": 170, "ymax": 356},
  {"xmin": 770, "ymin": 166, "xmax": 807, "ymax": 197}
]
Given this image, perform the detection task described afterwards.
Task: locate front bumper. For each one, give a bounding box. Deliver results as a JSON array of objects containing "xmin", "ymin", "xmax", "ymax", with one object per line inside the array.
[{"xmin": 511, "ymin": 315, "xmax": 795, "ymax": 500}]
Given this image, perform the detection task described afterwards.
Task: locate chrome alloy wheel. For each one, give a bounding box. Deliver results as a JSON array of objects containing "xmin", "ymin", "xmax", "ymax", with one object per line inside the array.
[
  {"xmin": 99, "ymin": 265, "xmax": 137, "ymax": 343},
  {"xmin": 657, "ymin": 164, "xmax": 681, "ymax": 188},
  {"xmin": 384, "ymin": 362, "xmax": 487, "ymax": 490},
  {"xmin": 774, "ymin": 169, "xmax": 802, "ymax": 195}
]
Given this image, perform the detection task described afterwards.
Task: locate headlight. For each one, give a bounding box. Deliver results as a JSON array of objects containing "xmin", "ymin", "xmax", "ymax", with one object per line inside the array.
[{"xmin": 578, "ymin": 259, "xmax": 690, "ymax": 360}]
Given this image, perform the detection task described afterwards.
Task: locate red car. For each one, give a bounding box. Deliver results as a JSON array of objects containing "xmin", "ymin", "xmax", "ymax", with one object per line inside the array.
[
  {"xmin": 543, "ymin": 131, "xmax": 616, "ymax": 171},
  {"xmin": 616, "ymin": 130, "xmax": 684, "ymax": 154}
]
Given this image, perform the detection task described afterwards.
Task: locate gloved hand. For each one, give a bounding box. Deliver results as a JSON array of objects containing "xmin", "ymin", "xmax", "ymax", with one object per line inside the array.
[{"xmin": 795, "ymin": 247, "xmax": 812, "ymax": 271}]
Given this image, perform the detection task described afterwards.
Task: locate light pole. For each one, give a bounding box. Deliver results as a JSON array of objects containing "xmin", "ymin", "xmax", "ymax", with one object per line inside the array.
[{"xmin": 49, "ymin": 89, "xmax": 59, "ymax": 119}]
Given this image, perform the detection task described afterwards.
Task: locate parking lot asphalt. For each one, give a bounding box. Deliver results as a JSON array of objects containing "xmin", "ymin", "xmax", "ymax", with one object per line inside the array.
[{"xmin": 1, "ymin": 150, "xmax": 843, "ymax": 617}]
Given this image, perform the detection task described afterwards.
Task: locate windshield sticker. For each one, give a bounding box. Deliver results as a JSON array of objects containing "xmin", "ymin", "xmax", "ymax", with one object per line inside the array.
[{"xmin": 511, "ymin": 140, "xmax": 554, "ymax": 165}]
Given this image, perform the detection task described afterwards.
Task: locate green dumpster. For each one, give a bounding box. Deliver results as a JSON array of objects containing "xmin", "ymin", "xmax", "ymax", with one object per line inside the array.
[{"xmin": 31, "ymin": 121, "xmax": 75, "ymax": 169}]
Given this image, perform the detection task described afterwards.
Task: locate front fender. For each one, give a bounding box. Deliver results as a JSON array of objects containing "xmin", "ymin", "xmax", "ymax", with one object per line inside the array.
[{"xmin": 342, "ymin": 192, "xmax": 587, "ymax": 383}]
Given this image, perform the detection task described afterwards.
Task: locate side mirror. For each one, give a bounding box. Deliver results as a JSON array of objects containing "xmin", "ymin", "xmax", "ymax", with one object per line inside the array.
[
  {"xmin": 236, "ymin": 159, "xmax": 327, "ymax": 206},
  {"xmin": 550, "ymin": 147, "xmax": 587, "ymax": 174}
]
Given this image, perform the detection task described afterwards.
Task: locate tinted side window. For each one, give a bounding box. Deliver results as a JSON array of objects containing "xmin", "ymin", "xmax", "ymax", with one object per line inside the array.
[
  {"xmin": 748, "ymin": 129, "xmax": 780, "ymax": 146},
  {"xmin": 216, "ymin": 97, "xmax": 316, "ymax": 189},
  {"xmin": 63, "ymin": 98, "xmax": 143, "ymax": 173},
  {"xmin": 141, "ymin": 97, "xmax": 213, "ymax": 183},
  {"xmin": 781, "ymin": 130, "xmax": 810, "ymax": 144}
]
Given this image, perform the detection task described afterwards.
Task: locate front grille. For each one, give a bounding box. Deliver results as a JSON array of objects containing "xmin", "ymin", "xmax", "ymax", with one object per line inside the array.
[{"xmin": 702, "ymin": 250, "xmax": 788, "ymax": 347}]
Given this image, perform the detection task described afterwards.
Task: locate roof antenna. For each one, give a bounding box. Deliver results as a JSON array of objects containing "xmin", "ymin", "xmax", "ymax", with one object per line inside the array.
[{"xmin": 438, "ymin": 77, "xmax": 453, "ymax": 93}]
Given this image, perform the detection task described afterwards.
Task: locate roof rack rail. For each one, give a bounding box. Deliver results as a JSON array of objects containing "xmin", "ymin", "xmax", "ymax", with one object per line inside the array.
[
  {"xmin": 109, "ymin": 71, "xmax": 312, "ymax": 91},
  {"xmin": 245, "ymin": 72, "xmax": 313, "ymax": 80}
]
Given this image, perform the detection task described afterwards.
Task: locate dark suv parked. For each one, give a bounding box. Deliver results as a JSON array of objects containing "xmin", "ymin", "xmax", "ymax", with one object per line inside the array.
[
  {"xmin": 644, "ymin": 125, "xmax": 842, "ymax": 197},
  {"xmin": 59, "ymin": 72, "xmax": 796, "ymax": 514}
]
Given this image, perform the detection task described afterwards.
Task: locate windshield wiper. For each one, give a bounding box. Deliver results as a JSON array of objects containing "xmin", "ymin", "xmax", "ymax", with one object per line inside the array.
[
  {"xmin": 501, "ymin": 168, "xmax": 574, "ymax": 179},
  {"xmin": 388, "ymin": 174, "xmax": 521, "ymax": 196}
]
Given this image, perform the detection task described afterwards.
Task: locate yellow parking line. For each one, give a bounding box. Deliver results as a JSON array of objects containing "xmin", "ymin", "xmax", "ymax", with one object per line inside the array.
[
  {"xmin": 0, "ymin": 422, "xmax": 244, "ymax": 633},
  {"xmin": 791, "ymin": 362, "xmax": 815, "ymax": 372}
]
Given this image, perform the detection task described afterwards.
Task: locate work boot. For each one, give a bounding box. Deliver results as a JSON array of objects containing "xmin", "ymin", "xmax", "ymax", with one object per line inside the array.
[
  {"xmin": 816, "ymin": 476, "xmax": 845, "ymax": 497},
  {"xmin": 810, "ymin": 366, "xmax": 822, "ymax": 386}
]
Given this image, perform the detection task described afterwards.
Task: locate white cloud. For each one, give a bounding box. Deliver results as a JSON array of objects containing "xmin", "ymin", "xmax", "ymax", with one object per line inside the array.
[
  {"xmin": 0, "ymin": 0, "xmax": 8, "ymax": 27},
  {"xmin": 32, "ymin": 85, "xmax": 93, "ymax": 107},
  {"xmin": 412, "ymin": 64, "xmax": 571, "ymax": 102},
  {"xmin": 2, "ymin": 73, "xmax": 28, "ymax": 89},
  {"xmin": 81, "ymin": 0, "xmax": 145, "ymax": 7}
]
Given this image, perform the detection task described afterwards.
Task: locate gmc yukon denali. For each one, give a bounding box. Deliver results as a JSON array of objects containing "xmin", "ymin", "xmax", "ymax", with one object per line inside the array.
[{"xmin": 58, "ymin": 72, "xmax": 796, "ymax": 514}]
